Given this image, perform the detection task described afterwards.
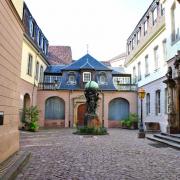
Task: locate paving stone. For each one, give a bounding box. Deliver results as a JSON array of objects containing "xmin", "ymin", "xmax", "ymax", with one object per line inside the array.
[{"xmin": 16, "ymin": 129, "xmax": 180, "ymax": 180}]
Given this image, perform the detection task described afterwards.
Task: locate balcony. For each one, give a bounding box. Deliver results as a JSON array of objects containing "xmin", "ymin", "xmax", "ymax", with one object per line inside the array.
[
  {"xmin": 38, "ymin": 82, "xmax": 59, "ymax": 90},
  {"xmin": 116, "ymin": 84, "xmax": 137, "ymax": 91}
]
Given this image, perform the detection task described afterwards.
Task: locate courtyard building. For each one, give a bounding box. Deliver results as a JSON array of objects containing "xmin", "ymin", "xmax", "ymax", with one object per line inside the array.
[
  {"xmin": 37, "ymin": 53, "xmax": 137, "ymax": 128},
  {"xmin": 19, "ymin": 2, "xmax": 49, "ymax": 126},
  {"xmin": 0, "ymin": 0, "xmax": 23, "ymax": 163},
  {"xmin": 125, "ymin": 0, "xmax": 168, "ymax": 133}
]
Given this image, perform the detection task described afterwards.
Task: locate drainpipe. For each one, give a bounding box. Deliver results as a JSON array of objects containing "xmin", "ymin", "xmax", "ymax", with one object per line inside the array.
[{"xmin": 101, "ymin": 90, "xmax": 104, "ymax": 127}]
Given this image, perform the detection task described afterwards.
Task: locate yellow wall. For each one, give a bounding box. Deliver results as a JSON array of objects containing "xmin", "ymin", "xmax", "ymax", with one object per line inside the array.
[
  {"xmin": 11, "ymin": 0, "xmax": 23, "ymax": 19},
  {"xmin": 21, "ymin": 37, "xmax": 48, "ymax": 86}
]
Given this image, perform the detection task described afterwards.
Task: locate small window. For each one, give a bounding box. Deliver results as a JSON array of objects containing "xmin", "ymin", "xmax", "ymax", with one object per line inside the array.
[
  {"xmin": 162, "ymin": 39, "xmax": 167, "ymax": 61},
  {"xmin": 146, "ymin": 93, "xmax": 150, "ymax": 115},
  {"xmin": 145, "ymin": 55, "xmax": 149, "ymax": 76},
  {"xmin": 152, "ymin": 7, "xmax": 158, "ymax": 25},
  {"xmin": 138, "ymin": 62, "xmax": 141, "ymax": 81},
  {"xmin": 144, "ymin": 20, "xmax": 148, "ymax": 35},
  {"xmin": 99, "ymin": 73, "xmax": 106, "ymax": 84},
  {"xmin": 83, "ymin": 72, "xmax": 91, "ymax": 82},
  {"xmin": 68, "ymin": 74, "xmax": 76, "ymax": 84},
  {"xmin": 137, "ymin": 30, "xmax": 140, "ymax": 44},
  {"xmin": 29, "ymin": 19, "xmax": 35, "ymax": 38},
  {"xmin": 35, "ymin": 62, "xmax": 39, "ymax": 80},
  {"xmin": 154, "ymin": 46, "xmax": 159, "ymax": 70},
  {"xmin": 39, "ymin": 66, "xmax": 44, "ymax": 83},
  {"xmin": 155, "ymin": 90, "xmax": 161, "ymax": 115},
  {"xmin": 161, "ymin": 4, "xmax": 165, "ymax": 16},
  {"xmin": 37, "ymin": 30, "xmax": 40, "ymax": 45},
  {"xmin": 133, "ymin": 66, "xmax": 137, "ymax": 83},
  {"xmin": 27, "ymin": 54, "xmax": 33, "ymax": 76},
  {"xmin": 41, "ymin": 36, "xmax": 44, "ymax": 49}
]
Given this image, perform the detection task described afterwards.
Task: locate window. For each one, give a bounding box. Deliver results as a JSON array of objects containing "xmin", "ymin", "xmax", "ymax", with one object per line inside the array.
[
  {"xmin": 41, "ymin": 36, "xmax": 44, "ymax": 49},
  {"xmin": 144, "ymin": 20, "xmax": 148, "ymax": 35},
  {"xmin": 132, "ymin": 37, "xmax": 135, "ymax": 49},
  {"xmin": 35, "ymin": 62, "xmax": 39, "ymax": 80},
  {"xmin": 145, "ymin": 55, "xmax": 149, "ymax": 76},
  {"xmin": 146, "ymin": 93, "xmax": 150, "ymax": 115},
  {"xmin": 133, "ymin": 66, "xmax": 136, "ymax": 83},
  {"xmin": 68, "ymin": 74, "xmax": 76, "ymax": 84},
  {"xmin": 137, "ymin": 30, "xmax": 140, "ymax": 44},
  {"xmin": 128, "ymin": 42, "xmax": 131, "ymax": 54},
  {"xmin": 38, "ymin": 32, "xmax": 41, "ymax": 46},
  {"xmin": 155, "ymin": 90, "xmax": 161, "ymax": 115},
  {"xmin": 37, "ymin": 30, "xmax": 40, "ymax": 45},
  {"xmin": 171, "ymin": 3, "xmax": 179, "ymax": 42},
  {"xmin": 43, "ymin": 40, "xmax": 46, "ymax": 52},
  {"xmin": 138, "ymin": 62, "xmax": 141, "ymax": 81},
  {"xmin": 83, "ymin": 72, "xmax": 91, "ymax": 82},
  {"xmin": 99, "ymin": 73, "xmax": 106, "ymax": 84},
  {"xmin": 39, "ymin": 66, "xmax": 44, "ymax": 83},
  {"xmin": 161, "ymin": 4, "xmax": 165, "ymax": 16},
  {"xmin": 154, "ymin": 46, "xmax": 159, "ymax": 70},
  {"xmin": 29, "ymin": 19, "xmax": 35, "ymax": 38},
  {"xmin": 27, "ymin": 54, "xmax": 33, "ymax": 76},
  {"xmin": 152, "ymin": 7, "xmax": 158, "ymax": 25},
  {"xmin": 162, "ymin": 39, "xmax": 167, "ymax": 61}
]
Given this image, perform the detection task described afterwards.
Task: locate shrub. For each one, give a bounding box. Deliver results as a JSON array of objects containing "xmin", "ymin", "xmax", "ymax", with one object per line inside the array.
[
  {"xmin": 121, "ymin": 113, "xmax": 138, "ymax": 129},
  {"xmin": 74, "ymin": 126, "xmax": 108, "ymax": 135},
  {"xmin": 22, "ymin": 106, "xmax": 40, "ymax": 132}
]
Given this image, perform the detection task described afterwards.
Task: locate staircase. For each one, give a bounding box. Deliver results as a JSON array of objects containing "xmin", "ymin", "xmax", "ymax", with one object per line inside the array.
[{"xmin": 146, "ymin": 133, "xmax": 180, "ymax": 149}]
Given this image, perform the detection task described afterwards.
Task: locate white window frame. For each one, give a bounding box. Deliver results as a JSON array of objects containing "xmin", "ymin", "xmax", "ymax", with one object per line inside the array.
[
  {"xmin": 152, "ymin": 7, "xmax": 158, "ymax": 25},
  {"xmin": 83, "ymin": 72, "xmax": 91, "ymax": 82}
]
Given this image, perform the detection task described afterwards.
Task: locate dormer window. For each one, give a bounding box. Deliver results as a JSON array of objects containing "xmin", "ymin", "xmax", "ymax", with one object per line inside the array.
[
  {"xmin": 29, "ymin": 19, "xmax": 35, "ymax": 38},
  {"xmin": 152, "ymin": 7, "xmax": 158, "ymax": 25},
  {"xmin": 144, "ymin": 20, "xmax": 148, "ymax": 35},
  {"xmin": 99, "ymin": 73, "xmax": 107, "ymax": 85},
  {"xmin": 68, "ymin": 73, "xmax": 76, "ymax": 84},
  {"xmin": 83, "ymin": 72, "xmax": 91, "ymax": 82}
]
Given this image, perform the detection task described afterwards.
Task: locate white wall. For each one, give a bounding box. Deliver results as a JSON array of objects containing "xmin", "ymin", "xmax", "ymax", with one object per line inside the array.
[{"xmin": 165, "ymin": 0, "xmax": 180, "ymax": 60}]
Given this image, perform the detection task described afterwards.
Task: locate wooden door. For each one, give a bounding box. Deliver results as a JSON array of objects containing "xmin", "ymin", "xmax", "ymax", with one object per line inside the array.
[{"xmin": 77, "ymin": 104, "xmax": 86, "ymax": 126}]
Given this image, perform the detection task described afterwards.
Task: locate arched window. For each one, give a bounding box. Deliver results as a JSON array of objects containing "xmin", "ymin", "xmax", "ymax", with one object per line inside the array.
[
  {"xmin": 45, "ymin": 97, "xmax": 65, "ymax": 120},
  {"xmin": 108, "ymin": 98, "xmax": 129, "ymax": 120}
]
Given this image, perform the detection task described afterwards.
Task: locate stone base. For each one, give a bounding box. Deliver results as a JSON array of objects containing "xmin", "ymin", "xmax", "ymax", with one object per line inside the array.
[
  {"xmin": 138, "ymin": 132, "xmax": 146, "ymax": 138},
  {"xmin": 88, "ymin": 118, "xmax": 101, "ymax": 128}
]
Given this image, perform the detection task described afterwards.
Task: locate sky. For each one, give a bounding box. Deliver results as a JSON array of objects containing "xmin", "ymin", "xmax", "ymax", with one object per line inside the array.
[{"xmin": 24, "ymin": 0, "xmax": 153, "ymax": 61}]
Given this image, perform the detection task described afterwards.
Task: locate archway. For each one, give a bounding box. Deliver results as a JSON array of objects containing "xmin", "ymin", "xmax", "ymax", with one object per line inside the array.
[
  {"xmin": 77, "ymin": 103, "xmax": 87, "ymax": 126},
  {"xmin": 45, "ymin": 97, "xmax": 65, "ymax": 120},
  {"xmin": 108, "ymin": 98, "xmax": 129, "ymax": 121}
]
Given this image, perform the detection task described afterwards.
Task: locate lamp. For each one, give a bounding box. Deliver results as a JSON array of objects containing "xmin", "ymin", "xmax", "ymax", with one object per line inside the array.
[{"xmin": 138, "ymin": 88, "xmax": 146, "ymax": 138}]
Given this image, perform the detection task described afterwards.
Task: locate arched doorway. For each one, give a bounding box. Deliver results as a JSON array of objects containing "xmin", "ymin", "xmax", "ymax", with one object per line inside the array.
[
  {"xmin": 108, "ymin": 98, "xmax": 129, "ymax": 121},
  {"xmin": 77, "ymin": 103, "xmax": 87, "ymax": 126},
  {"xmin": 45, "ymin": 97, "xmax": 65, "ymax": 120}
]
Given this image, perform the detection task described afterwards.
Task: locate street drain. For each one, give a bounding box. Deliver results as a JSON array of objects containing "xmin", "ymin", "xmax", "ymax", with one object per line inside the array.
[{"xmin": 149, "ymin": 143, "xmax": 168, "ymax": 148}]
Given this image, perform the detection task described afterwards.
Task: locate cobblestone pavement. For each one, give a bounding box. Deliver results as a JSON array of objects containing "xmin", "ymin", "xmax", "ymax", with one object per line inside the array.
[{"xmin": 16, "ymin": 129, "xmax": 180, "ymax": 180}]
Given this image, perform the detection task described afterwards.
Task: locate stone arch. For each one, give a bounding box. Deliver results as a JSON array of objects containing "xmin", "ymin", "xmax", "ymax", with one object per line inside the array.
[
  {"xmin": 108, "ymin": 98, "xmax": 129, "ymax": 121},
  {"xmin": 45, "ymin": 96, "xmax": 65, "ymax": 120}
]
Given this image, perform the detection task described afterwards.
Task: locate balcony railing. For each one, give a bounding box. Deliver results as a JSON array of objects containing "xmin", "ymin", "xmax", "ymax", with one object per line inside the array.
[
  {"xmin": 116, "ymin": 84, "xmax": 137, "ymax": 91},
  {"xmin": 38, "ymin": 83, "xmax": 58, "ymax": 90}
]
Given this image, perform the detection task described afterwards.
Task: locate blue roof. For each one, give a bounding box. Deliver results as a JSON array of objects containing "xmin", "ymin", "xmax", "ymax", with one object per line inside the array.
[
  {"xmin": 45, "ymin": 65, "xmax": 66, "ymax": 74},
  {"xmin": 63, "ymin": 54, "xmax": 111, "ymax": 71}
]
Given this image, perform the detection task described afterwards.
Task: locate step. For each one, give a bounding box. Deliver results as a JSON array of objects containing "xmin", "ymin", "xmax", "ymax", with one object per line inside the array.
[
  {"xmin": 0, "ymin": 151, "xmax": 31, "ymax": 180},
  {"xmin": 146, "ymin": 135, "xmax": 180, "ymax": 150},
  {"xmin": 161, "ymin": 133, "xmax": 180, "ymax": 139},
  {"xmin": 154, "ymin": 134, "xmax": 180, "ymax": 144}
]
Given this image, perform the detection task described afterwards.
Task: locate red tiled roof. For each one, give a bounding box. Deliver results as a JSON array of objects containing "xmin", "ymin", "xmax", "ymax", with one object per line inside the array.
[{"xmin": 48, "ymin": 46, "xmax": 72, "ymax": 65}]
